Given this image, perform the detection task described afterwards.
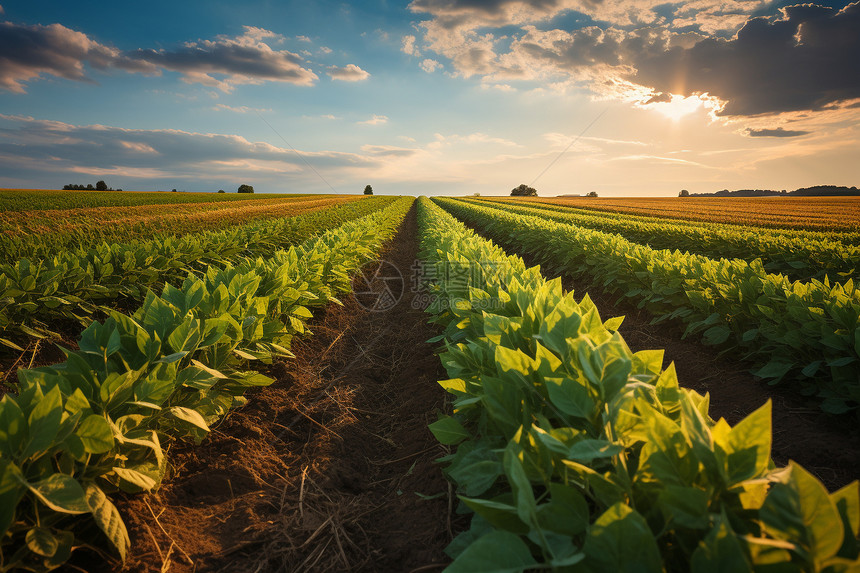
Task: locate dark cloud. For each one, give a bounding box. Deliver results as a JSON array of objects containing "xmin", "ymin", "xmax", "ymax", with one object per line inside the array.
[
  {"xmin": 745, "ymin": 127, "xmax": 812, "ymax": 137},
  {"xmin": 644, "ymin": 91, "xmax": 672, "ymax": 104},
  {"xmin": 0, "ymin": 23, "xmax": 317, "ymax": 92},
  {"xmin": 631, "ymin": 3, "xmax": 860, "ymax": 116},
  {"xmin": 121, "ymin": 27, "xmax": 317, "ymax": 90},
  {"xmin": 0, "ymin": 22, "xmax": 122, "ymax": 92},
  {"xmin": 0, "ymin": 115, "xmax": 376, "ymax": 178}
]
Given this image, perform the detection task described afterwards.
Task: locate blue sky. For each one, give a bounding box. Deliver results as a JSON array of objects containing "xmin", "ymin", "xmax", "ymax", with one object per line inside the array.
[{"xmin": 0, "ymin": 0, "xmax": 858, "ymax": 195}]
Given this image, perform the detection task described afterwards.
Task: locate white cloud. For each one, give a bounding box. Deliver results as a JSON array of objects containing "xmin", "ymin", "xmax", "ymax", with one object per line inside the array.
[
  {"xmin": 0, "ymin": 23, "xmax": 319, "ymax": 93},
  {"xmin": 327, "ymin": 63, "xmax": 371, "ymax": 82},
  {"xmin": 357, "ymin": 114, "xmax": 389, "ymax": 125},
  {"xmin": 420, "ymin": 58, "xmax": 442, "ymax": 73},
  {"xmin": 402, "ymin": 34, "xmax": 419, "ymax": 56},
  {"xmin": 212, "ymin": 104, "xmax": 271, "ymax": 114}
]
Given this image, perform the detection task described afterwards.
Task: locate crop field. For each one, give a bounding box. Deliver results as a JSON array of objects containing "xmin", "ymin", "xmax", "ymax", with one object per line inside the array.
[
  {"xmin": 502, "ymin": 195, "xmax": 860, "ymax": 233},
  {"xmin": 0, "ymin": 191, "xmax": 858, "ymax": 572}
]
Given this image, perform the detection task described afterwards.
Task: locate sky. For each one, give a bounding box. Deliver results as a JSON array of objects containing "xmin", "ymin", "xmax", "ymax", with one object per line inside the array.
[{"xmin": 0, "ymin": 0, "xmax": 858, "ymax": 196}]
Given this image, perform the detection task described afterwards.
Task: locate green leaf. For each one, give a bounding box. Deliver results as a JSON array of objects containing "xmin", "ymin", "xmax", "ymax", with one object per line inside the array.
[
  {"xmin": 583, "ymin": 503, "xmax": 663, "ymax": 573},
  {"xmin": 495, "ymin": 345, "xmax": 536, "ymax": 376},
  {"xmin": 430, "ymin": 416, "xmax": 470, "ymax": 445},
  {"xmin": 26, "ymin": 526, "xmax": 59, "ymax": 557},
  {"xmin": 85, "ymin": 483, "xmax": 130, "ymax": 561},
  {"xmin": 565, "ymin": 439, "xmax": 624, "ymax": 464},
  {"xmin": 658, "ymin": 485, "xmax": 710, "ymax": 530},
  {"xmin": 21, "ymin": 385, "xmax": 63, "ymax": 460},
  {"xmin": 0, "ymin": 459, "xmax": 25, "ymax": 534},
  {"xmin": 0, "ymin": 396, "xmax": 26, "ymax": 458},
  {"xmin": 76, "ymin": 414, "xmax": 114, "ymax": 454},
  {"xmin": 831, "ymin": 482, "xmax": 859, "ymax": 559},
  {"xmin": 446, "ymin": 530, "xmax": 538, "ymax": 573},
  {"xmin": 544, "ymin": 376, "xmax": 594, "ymax": 420},
  {"xmin": 167, "ymin": 406, "xmax": 211, "ymax": 433},
  {"xmin": 25, "ymin": 474, "xmax": 89, "ymax": 514},
  {"xmin": 504, "ymin": 446, "xmax": 538, "ymax": 531},
  {"xmin": 760, "ymin": 463, "xmax": 844, "ymax": 568},
  {"xmin": 726, "ymin": 400, "xmax": 772, "ymax": 484},
  {"xmin": 112, "ymin": 467, "xmax": 158, "ymax": 492},
  {"xmin": 752, "ymin": 360, "xmax": 793, "ymax": 382},
  {"xmin": 537, "ymin": 483, "xmax": 589, "ymax": 537},
  {"xmin": 603, "ymin": 315, "xmax": 624, "ymax": 332},
  {"xmin": 461, "ymin": 497, "xmax": 529, "ymax": 535},
  {"xmin": 691, "ymin": 513, "xmax": 752, "ymax": 573}
]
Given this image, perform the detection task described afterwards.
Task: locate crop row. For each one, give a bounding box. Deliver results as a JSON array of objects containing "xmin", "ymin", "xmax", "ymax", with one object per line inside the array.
[
  {"xmin": 0, "ymin": 197, "xmax": 396, "ymax": 351},
  {"xmin": 416, "ymin": 196, "xmax": 860, "ymax": 573},
  {"xmin": 0, "ymin": 190, "xmax": 313, "ymax": 212},
  {"xmin": 435, "ymin": 197, "xmax": 860, "ymax": 415},
  {"xmin": 521, "ymin": 196, "xmax": 860, "ymax": 233},
  {"xmin": 0, "ymin": 196, "xmax": 413, "ymax": 571},
  {"xmin": 470, "ymin": 198, "xmax": 860, "ymax": 281},
  {"xmin": 0, "ymin": 195, "xmax": 360, "ymax": 263}
]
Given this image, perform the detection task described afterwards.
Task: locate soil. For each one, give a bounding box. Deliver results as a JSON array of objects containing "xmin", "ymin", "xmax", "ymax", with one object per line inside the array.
[{"xmin": 79, "ymin": 204, "xmax": 459, "ymax": 572}]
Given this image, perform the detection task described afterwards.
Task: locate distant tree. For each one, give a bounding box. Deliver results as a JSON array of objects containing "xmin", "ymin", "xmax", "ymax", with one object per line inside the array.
[
  {"xmin": 586, "ymin": 191, "xmax": 598, "ymax": 197},
  {"xmin": 172, "ymin": 189, "xmax": 177, "ymax": 192},
  {"xmin": 238, "ymin": 184, "xmax": 254, "ymax": 193},
  {"xmin": 472, "ymin": 192, "xmax": 481, "ymax": 196},
  {"xmin": 364, "ymin": 184, "xmax": 373, "ymax": 195},
  {"xmin": 95, "ymin": 180, "xmax": 108, "ymax": 191},
  {"xmin": 218, "ymin": 189, "xmax": 226, "ymax": 193},
  {"xmin": 511, "ymin": 183, "xmax": 537, "ymax": 197},
  {"xmin": 116, "ymin": 188, "xmax": 122, "ymax": 192},
  {"xmin": 86, "ymin": 183, "xmax": 94, "ymax": 190},
  {"xmin": 679, "ymin": 189, "xmax": 690, "ymax": 197}
]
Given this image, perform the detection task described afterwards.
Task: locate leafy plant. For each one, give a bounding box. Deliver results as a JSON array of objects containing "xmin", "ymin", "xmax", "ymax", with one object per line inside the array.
[
  {"xmin": 0, "ymin": 197, "xmax": 413, "ymax": 570},
  {"xmin": 416, "ymin": 197, "xmax": 860, "ymax": 572}
]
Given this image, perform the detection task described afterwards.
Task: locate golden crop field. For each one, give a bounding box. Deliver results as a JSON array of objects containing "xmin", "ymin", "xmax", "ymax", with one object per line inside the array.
[{"xmin": 506, "ymin": 196, "xmax": 860, "ymax": 232}]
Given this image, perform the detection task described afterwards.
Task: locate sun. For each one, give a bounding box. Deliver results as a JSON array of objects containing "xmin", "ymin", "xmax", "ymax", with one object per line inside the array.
[{"xmin": 647, "ymin": 94, "xmax": 706, "ymax": 121}]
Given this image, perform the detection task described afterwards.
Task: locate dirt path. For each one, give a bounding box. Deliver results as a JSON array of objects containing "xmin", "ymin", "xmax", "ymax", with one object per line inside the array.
[{"xmin": 92, "ymin": 205, "xmax": 456, "ymax": 572}]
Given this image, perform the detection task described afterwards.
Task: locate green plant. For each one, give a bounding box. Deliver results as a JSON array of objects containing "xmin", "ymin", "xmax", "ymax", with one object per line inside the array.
[{"xmin": 416, "ymin": 197, "xmax": 860, "ymax": 572}]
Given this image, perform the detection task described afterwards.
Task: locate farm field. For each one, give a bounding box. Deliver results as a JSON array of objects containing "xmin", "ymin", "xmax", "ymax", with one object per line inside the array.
[
  {"xmin": 0, "ymin": 192, "xmax": 858, "ymax": 572},
  {"xmin": 500, "ymin": 195, "xmax": 860, "ymax": 232}
]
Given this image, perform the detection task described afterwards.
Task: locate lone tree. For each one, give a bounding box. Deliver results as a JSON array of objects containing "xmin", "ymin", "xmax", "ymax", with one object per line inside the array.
[
  {"xmin": 586, "ymin": 191, "xmax": 598, "ymax": 197},
  {"xmin": 238, "ymin": 184, "xmax": 254, "ymax": 193},
  {"xmin": 95, "ymin": 180, "xmax": 108, "ymax": 191},
  {"xmin": 679, "ymin": 189, "xmax": 690, "ymax": 197},
  {"xmin": 364, "ymin": 184, "xmax": 373, "ymax": 195},
  {"xmin": 217, "ymin": 189, "xmax": 226, "ymax": 193},
  {"xmin": 511, "ymin": 183, "xmax": 537, "ymax": 197}
]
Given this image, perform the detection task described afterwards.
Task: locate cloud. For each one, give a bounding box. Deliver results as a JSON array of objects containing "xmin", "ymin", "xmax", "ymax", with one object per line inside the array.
[
  {"xmin": 0, "ymin": 114, "xmax": 376, "ymax": 185},
  {"xmin": 408, "ymin": 1, "xmax": 860, "ymax": 119},
  {"xmin": 122, "ymin": 26, "xmax": 318, "ymax": 91},
  {"xmin": 360, "ymin": 144, "xmax": 419, "ymax": 157},
  {"xmin": 296, "ymin": 35, "xmax": 312, "ymax": 42},
  {"xmin": 319, "ymin": 46, "xmax": 333, "ymax": 55},
  {"xmin": 402, "ymin": 34, "xmax": 419, "ymax": 56},
  {"xmin": 429, "ymin": 132, "xmax": 522, "ymax": 148},
  {"xmin": 420, "ymin": 59, "xmax": 442, "ymax": 73},
  {"xmin": 631, "ymin": 4, "xmax": 860, "ymax": 117},
  {"xmin": 0, "ymin": 23, "xmax": 319, "ymax": 93},
  {"xmin": 357, "ymin": 114, "xmax": 389, "ymax": 125},
  {"xmin": 0, "ymin": 22, "xmax": 129, "ymax": 93},
  {"xmin": 212, "ymin": 104, "xmax": 272, "ymax": 114},
  {"xmin": 408, "ymin": 0, "xmax": 768, "ymax": 34},
  {"xmin": 745, "ymin": 127, "xmax": 812, "ymax": 138},
  {"xmin": 327, "ymin": 64, "xmax": 370, "ymax": 81}
]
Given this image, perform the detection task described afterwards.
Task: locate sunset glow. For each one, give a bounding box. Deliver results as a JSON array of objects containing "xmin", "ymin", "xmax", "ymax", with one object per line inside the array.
[{"xmin": 0, "ymin": 1, "xmax": 857, "ymax": 196}]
